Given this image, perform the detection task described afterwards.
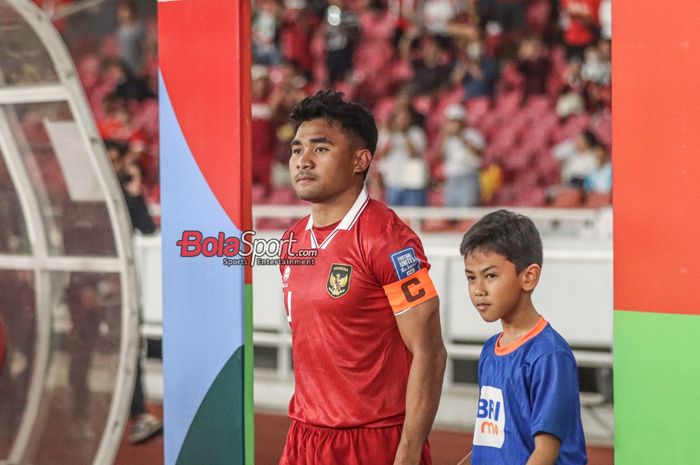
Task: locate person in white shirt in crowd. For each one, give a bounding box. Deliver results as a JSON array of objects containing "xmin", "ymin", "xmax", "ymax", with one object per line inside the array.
[
  {"xmin": 584, "ymin": 144, "xmax": 612, "ymax": 195},
  {"xmin": 438, "ymin": 103, "xmax": 485, "ymax": 207},
  {"xmin": 376, "ymin": 106, "xmax": 430, "ymax": 206},
  {"xmin": 552, "ymin": 129, "xmax": 601, "ymax": 188}
]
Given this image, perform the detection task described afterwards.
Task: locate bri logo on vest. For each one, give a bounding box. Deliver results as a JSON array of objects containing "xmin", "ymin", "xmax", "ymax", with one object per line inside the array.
[{"xmin": 474, "ymin": 385, "xmax": 506, "ymax": 448}]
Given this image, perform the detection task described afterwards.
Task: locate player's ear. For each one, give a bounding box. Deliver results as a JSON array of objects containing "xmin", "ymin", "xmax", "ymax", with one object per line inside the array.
[
  {"xmin": 353, "ymin": 148, "xmax": 372, "ymax": 175},
  {"xmin": 520, "ymin": 263, "xmax": 541, "ymax": 292}
]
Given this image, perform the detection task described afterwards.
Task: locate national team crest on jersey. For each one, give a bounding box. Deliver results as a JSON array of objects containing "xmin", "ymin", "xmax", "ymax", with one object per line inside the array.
[
  {"xmin": 473, "ymin": 385, "xmax": 506, "ymax": 448},
  {"xmin": 390, "ymin": 247, "xmax": 421, "ymax": 280},
  {"xmin": 327, "ymin": 264, "xmax": 352, "ymax": 298}
]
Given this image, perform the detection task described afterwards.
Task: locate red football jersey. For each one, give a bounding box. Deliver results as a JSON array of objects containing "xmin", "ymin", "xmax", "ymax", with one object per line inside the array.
[{"xmin": 279, "ymin": 189, "xmax": 437, "ymax": 428}]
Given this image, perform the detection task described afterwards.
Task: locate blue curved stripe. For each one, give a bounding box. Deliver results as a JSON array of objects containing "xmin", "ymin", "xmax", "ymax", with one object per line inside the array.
[{"xmin": 160, "ymin": 70, "xmax": 245, "ymax": 465}]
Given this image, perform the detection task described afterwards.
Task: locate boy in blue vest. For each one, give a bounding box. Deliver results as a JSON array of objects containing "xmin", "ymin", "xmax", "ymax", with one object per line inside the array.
[{"xmin": 457, "ymin": 210, "xmax": 587, "ymax": 465}]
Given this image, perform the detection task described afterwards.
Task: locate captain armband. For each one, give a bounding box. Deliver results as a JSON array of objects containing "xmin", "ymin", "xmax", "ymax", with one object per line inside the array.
[{"xmin": 382, "ymin": 268, "xmax": 437, "ymax": 316}]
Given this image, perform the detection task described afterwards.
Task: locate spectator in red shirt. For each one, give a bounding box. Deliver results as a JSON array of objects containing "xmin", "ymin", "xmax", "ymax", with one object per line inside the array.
[
  {"xmin": 516, "ymin": 35, "xmax": 551, "ymax": 99},
  {"xmin": 251, "ymin": 65, "xmax": 278, "ymax": 194},
  {"xmin": 97, "ymin": 94, "xmax": 145, "ymax": 143},
  {"xmin": 560, "ymin": 0, "xmax": 601, "ymax": 60},
  {"xmin": 280, "ymin": 5, "xmax": 317, "ymax": 76}
]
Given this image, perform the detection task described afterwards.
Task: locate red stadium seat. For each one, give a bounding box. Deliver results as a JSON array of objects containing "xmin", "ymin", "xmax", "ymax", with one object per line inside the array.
[
  {"xmin": 252, "ymin": 183, "xmax": 267, "ymax": 203},
  {"xmin": 452, "ymin": 219, "xmax": 477, "ymax": 233},
  {"xmin": 421, "ymin": 219, "xmax": 452, "ymax": 233},
  {"xmin": 495, "ymin": 90, "xmax": 523, "ymax": 115},
  {"xmin": 268, "ymin": 188, "xmax": 298, "ymax": 205},
  {"xmin": 523, "ymin": 95, "xmax": 553, "ymax": 120},
  {"xmin": 374, "ymin": 97, "xmax": 396, "ymax": 124},
  {"xmin": 584, "ymin": 192, "xmax": 612, "ymax": 208},
  {"xmin": 412, "ymin": 96, "xmax": 433, "ymax": 115},
  {"xmin": 550, "ymin": 188, "xmax": 584, "ymax": 208},
  {"xmin": 466, "ymin": 97, "xmax": 491, "ymax": 126},
  {"xmin": 513, "ymin": 187, "xmax": 547, "ymax": 207}
]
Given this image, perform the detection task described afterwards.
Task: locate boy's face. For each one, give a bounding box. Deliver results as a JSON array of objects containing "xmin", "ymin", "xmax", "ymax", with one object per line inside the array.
[{"xmin": 464, "ymin": 249, "xmax": 527, "ymax": 323}]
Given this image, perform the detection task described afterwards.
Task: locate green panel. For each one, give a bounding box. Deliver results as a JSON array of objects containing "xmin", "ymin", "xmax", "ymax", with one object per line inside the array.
[
  {"xmin": 176, "ymin": 346, "xmax": 245, "ymax": 465},
  {"xmin": 614, "ymin": 310, "xmax": 700, "ymax": 465},
  {"xmin": 244, "ymin": 284, "xmax": 255, "ymax": 465}
]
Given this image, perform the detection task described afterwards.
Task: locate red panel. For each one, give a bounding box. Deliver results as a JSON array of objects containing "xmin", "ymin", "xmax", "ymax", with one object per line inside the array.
[
  {"xmin": 239, "ymin": 0, "xmax": 253, "ymax": 285},
  {"xmin": 613, "ymin": 1, "xmax": 700, "ymax": 315},
  {"xmin": 159, "ymin": 0, "xmax": 251, "ymax": 233}
]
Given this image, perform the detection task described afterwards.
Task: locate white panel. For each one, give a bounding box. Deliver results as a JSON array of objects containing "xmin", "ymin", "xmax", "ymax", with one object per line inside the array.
[
  {"xmin": 43, "ymin": 120, "xmax": 103, "ymax": 202},
  {"xmin": 442, "ymin": 241, "xmax": 613, "ymax": 347},
  {"xmin": 252, "ymin": 232, "xmax": 285, "ymax": 330},
  {"xmin": 133, "ymin": 235, "xmax": 163, "ymax": 326}
]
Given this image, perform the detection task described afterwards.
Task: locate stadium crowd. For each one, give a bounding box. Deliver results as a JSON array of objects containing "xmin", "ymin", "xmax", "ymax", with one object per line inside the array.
[{"xmin": 63, "ymin": 0, "xmax": 611, "ymax": 215}]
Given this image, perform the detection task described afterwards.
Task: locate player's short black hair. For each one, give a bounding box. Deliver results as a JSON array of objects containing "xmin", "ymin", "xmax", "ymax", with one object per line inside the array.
[
  {"xmin": 459, "ymin": 209, "xmax": 543, "ymax": 273},
  {"xmin": 290, "ymin": 90, "xmax": 378, "ymax": 155}
]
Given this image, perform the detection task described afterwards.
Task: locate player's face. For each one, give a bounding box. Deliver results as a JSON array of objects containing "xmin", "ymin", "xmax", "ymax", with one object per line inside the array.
[
  {"xmin": 290, "ymin": 118, "xmax": 363, "ymax": 203},
  {"xmin": 464, "ymin": 249, "xmax": 525, "ymax": 323}
]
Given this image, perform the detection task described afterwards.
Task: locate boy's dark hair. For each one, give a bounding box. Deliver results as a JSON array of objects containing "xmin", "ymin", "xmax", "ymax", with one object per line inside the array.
[
  {"xmin": 290, "ymin": 90, "xmax": 378, "ymax": 156},
  {"xmin": 460, "ymin": 209, "xmax": 543, "ymax": 273}
]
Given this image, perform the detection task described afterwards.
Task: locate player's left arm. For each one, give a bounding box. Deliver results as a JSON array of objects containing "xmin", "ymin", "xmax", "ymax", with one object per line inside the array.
[
  {"xmin": 393, "ymin": 295, "xmax": 447, "ymax": 465},
  {"xmin": 525, "ymin": 433, "xmax": 561, "ymax": 465}
]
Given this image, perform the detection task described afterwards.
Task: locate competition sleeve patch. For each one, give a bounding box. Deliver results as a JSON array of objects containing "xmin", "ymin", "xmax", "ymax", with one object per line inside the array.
[
  {"xmin": 390, "ymin": 247, "xmax": 421, "ymax": 280},
  {"xmin": 383, "ymin": 268, "xmax": 437, "ymax": 315}
]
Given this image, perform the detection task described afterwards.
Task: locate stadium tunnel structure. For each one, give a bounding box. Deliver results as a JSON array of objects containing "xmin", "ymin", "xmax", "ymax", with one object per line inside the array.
[{"xmin": 0, "ymin": 1, "xmax": 139, "ymax": 464}]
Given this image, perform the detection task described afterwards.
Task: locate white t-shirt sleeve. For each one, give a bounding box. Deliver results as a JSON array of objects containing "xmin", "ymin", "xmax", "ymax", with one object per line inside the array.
[
  {"xmin": 408, "ymin": 127, "xmax": 428, "ymax": 152},
  {"xmin": 552, "ymin": 139, "xmax": 577, "ymax": 161},
  {"xmin": 464, "ymin": 128, "xmax": 485, "ymax": 150}
]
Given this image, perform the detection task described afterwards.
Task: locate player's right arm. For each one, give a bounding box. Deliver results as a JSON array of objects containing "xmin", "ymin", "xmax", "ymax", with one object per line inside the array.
[
  {"xmin": 367, "ymin": 218, "xmax": 445, "ymax": 465},
  {"xmin": 525, "ymin": 433, "xmax": 560, "ymax": 465},
  {"xmin": 393, "ymin": 295, "xmax": 446, "ymax": 465}
]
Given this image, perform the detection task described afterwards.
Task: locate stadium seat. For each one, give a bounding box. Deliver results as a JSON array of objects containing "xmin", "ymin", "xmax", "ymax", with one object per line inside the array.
[
  {"xmin": 514, "ymin": 186, "xmax": 547, "ymax": 207},
  {"xmin": 523, "ymin": 95, "xmax": 553, "ymax": 120},
  {"xmin": 374, "ymin": 97, "xmax": 396, "ymax": 124},
  {"xmin": 252, "ymin": 184, "xmax": 267, "ymax": 203},
  {"xmin": 452, "ymin": 219, "xmax": 476, "ymax": 233},
  {"xmin": 584, "ymin": 192, "xmax": 612, "ymax": 208},
  {"xmin": 495, "ymin": 90, "xmax": 524, "ymax": 115},
  {"xmin": 550, "ymin": 188, "xmax": 584, "ymax": 208},
  {"xmin": 466, "ymin": 97, "xmax": 491, "ymax": 126},
  {"xmin": 268, "ymin": 188, "xmax": 298, "ymax": 205},
  {"xmin": 421, "ymin": 219, "xmax": 453, "ymax": 233},
  {"xmin": 554, "ymin": 114, "xmax": 590, "ymax": 143}
]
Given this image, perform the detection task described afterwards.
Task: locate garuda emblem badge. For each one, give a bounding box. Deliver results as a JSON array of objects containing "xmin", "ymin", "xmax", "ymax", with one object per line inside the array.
[{"xmin": 327, "ymin": 264, "xmax": 352, "ymax": 298}]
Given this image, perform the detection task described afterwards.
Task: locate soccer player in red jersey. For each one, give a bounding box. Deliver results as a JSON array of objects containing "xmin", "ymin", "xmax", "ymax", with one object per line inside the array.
[{"xmin": 278, "ymin": 90, "xmax": 447, "ymax": 465}]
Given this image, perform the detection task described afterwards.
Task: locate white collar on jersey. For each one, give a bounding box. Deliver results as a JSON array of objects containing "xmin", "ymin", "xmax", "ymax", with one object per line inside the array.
[{"xmin": 304, "ymin": 187, "xmax": 369, "ymax": 249}]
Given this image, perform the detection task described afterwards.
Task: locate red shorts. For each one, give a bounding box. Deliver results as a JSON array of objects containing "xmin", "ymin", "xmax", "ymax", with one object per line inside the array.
[{"xmin": 278, "ymin": 420, "xmax": 432, "ymax": 465}]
